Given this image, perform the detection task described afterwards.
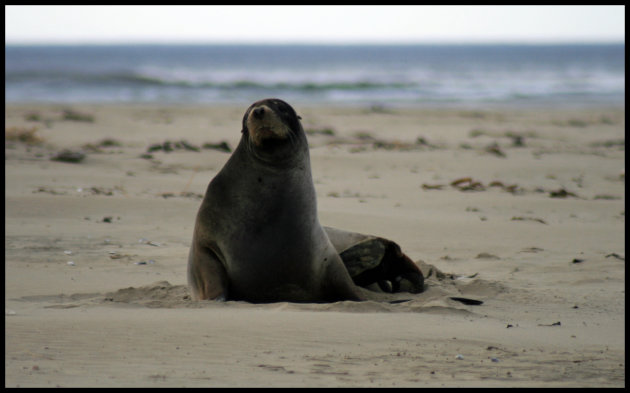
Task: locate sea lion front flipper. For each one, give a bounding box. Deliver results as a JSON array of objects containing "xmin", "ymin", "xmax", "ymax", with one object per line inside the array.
[
  {"xmin": 187, "ymin": 243, "xmax": 229, "ymax": 301},
  {"xmin": 323, "ymin": 226, "xmax": 424, "ymax": 294}
]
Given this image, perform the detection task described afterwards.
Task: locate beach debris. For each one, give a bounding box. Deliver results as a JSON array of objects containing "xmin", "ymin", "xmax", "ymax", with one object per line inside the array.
[
  {"xmin": 475, "ymin": 252, "xmax": 500, "ymax": 260},
  {"xmin": 506, "ymin": 324, "xmax": 514, "ymax": 328},
  {"xmin": 605, "ymin": 253, "xmax": 624, "ymax": 261},
  {"xmin": 326, "ymin": 190, "xmax": 373, "ymax": 199},
  {"xmin": 82, "ymin": 138, "xmax": 123, "ymax": 152},
  {"xmin": 520, "ymin": 247, "xmax": 544, "ymax": 253},
  {"xmin": 549, "ymin": 188, "xmax": 579, "ymax": 198},
  {"xmin": 139, "ymin": 238, "xmax": 161, "ymax": 247},
  {"xmin": 421, "ymin": 183, "xmax": 445, "ymax": 190},
  {"xmin": 598, "ymin": 115, "xmax": 616, "ymax": 125},
  {"xmin": 96, "ymin": 138, "xmax": 122, "ymax": 147},
  {"xmin": 64, "ymin": 250, "xmax": 73, "ymax": 255},
  {"xmin": 510, "ymin": 135, "xmax": 526, "ymax": 147},
  {"xmin": 322, "ymin": 130, "xmax": 440, "ymax": 152},
  {"xmin": 366, "ymin": 104, "xmax": 393, "ymax": 114},
  {"xmin": 51, "ymin": 149, "xmax": 86, "ymax": 163},
  {"xmin": 158, "ymin": 191, "xmax": 204, "ymax": 200},
  {"xmin": 491, "ymin": 357, "xmax": 500, "ymax": 363},
  {"xmin": 486, "ymin": 180, "xmax": 523, "ymax": 194},
  {"xmin": 469, "ymin": 128, "xmax": 487, "ymax": 137},
  {"xmin": 202, "ymin": 141, "xmax": 232, "ymax": 153},
  {"xmin": 455, "ymin": 354, "xmax": 464, "ymax": 360},
  {"xmin": 571, "ymin": 258, "xmax": 585, "ymax": 264},
  {"xmin": 538, "ymin": 321, "xmax": 561, "ymax": 327},
  {"xmin": 450, "ymin": 297, "xmax": 483, "ymax": 306},
  {"xmin": 572, "ymin": 174, "xmax": 584, "ymax": 188},
  {"xmin": 92, "ymin": 186, "xmax": 124, "ymax": 196},
  {"xmin": 504, "ymin": 185, "xmax": 524, "ymax": 194},
  {"xmin": 593, "ymin": 194, "xmax": 621, "ymax": 200},
  {"xmin": 415, "ymin": 136, "xmax": 440, "ymax": 149},
  {"xmin": 102, "ymin": 216, "xmax": 113, "ymax": 223},
  {"xmin": 5, "ymin": 126, "xmax": 44, "ymax": 145},
  {"xmin": 589, "ymin": 139, "xmax": 625, "ymax": 149},
  {"xmin": 305, "ymin": 127, "xmax": 336, "ymax": 136},
  {"xmin": 354, "ymin": 131, "xmax": 376, "ymax": 141},
  {"xmin": 423, "ymin": 178, "xmax": 527, "ymax": 194},
  {"xmin": 180, "ymin": 140, "xmax": 201, "ymax": 151},
  {"xmin": 61, "ymin": 109, "xmax": 94, "ymax": 122},
  {"xmin": 109, "ymin": 252, "xmax": 134, "ymax": 261},
  {"xmin": 159, "ymin": 192, "xmax": 176, "ymax": 199},
  {"xmin": 67, "ymin": 261, "xmax": 75, "ymax": 266},
  {"xmin": 484, "ymin": 142, "xmax": 507, "ymax": 157},
  {"xmin": 179, "ymin": 191, "xmax": 203, "ymax": 199},
  {"xmin": 372, "ymin": 139, "xmax": 417, "ymax": 151},
  {"xmin": 567, "ymin": 118, "xmax": 588, "ymax": 128},
  {"xmin": 24, "ymin": 111, "xmax": 42, "ymax": 121},
  {"xmin": 511, "ymin": 216, "xmax": 548, "ymax": 225},
  {"xmin": 147, "ymin": 141, "xmax": 169, "ymax": 152},
  {"xmin": 450, "ymin": 177, "xmax": 485, "ymax": 192},
  {"xmin": 24, "ymin": 111, "xmax": 55, "ymax": 127},
  {"xmin": 256, "ymin": 364, "xmax": 293, "ymax": 373},
  {"xmin": 455, "ymin": 273, "xmax": 479, "ymax": 280},
  {"xmin": 492, "ymin": 181, "xmax": 523, "ymax": 194},
  {"xmin": 147, "ymin": 139, "xmax": 202, "ymax": 153},
  {"xmin": 33, "ymin": 186, "xmax": 65, "ymax": 195},
  {"xmin": 451, "ymin": 177, "xmax": 473, "ymax": 187}
]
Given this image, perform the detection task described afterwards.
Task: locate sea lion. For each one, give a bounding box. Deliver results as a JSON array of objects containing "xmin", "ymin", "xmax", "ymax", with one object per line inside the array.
[
  {"xmin": 188, "ymin": 98, "xmax": 423, "ymax": 303},
  {"xmin": 324, "ymin": 227, "xmax": 424, "ymax": 294}
]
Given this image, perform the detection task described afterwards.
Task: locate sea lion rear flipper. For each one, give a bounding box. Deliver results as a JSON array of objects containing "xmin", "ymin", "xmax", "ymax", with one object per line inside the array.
[{"xmin": 323, "ymin": 227, "xmax": 424, "ymax": 294}]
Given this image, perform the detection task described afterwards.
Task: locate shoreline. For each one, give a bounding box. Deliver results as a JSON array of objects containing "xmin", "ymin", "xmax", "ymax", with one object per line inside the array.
[{"xmin": 6, "ymin": 98, "xmax": 626, "ymax": 111}]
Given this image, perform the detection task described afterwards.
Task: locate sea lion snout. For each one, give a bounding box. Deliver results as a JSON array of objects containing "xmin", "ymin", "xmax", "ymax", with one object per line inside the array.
[
  {"xmin": 248, "ymin": 104, "xmax": 272, "ymax": 124},
  {"xmin": 252, "ymin": 107, "xmax": 266, "ymax": 119},
  {"xmin": 246, "ymin": 104, "xmax": 290, "ymax": 146}
]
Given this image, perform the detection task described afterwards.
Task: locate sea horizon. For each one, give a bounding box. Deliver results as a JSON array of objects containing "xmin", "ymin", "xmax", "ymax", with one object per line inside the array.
[{"xmin": 5, "ymin": 42, "xmax": 625, "ymax": 109}]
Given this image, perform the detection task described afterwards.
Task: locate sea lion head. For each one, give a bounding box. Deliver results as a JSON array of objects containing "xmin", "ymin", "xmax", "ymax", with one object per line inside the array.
[{"xmin": 241, "ymin": 98, "xmax": 305, "ymax": 164}]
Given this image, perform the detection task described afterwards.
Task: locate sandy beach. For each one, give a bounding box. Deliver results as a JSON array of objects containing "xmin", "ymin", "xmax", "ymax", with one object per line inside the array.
[{"xmin": 5, "ymin": 102, "xmax": 625, "ymax": 387}]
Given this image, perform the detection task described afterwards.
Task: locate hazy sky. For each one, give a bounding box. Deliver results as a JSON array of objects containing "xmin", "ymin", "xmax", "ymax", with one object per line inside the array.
[{"xmin": 5, "ymin": 5, "xmax": 625, "ymax": 45}]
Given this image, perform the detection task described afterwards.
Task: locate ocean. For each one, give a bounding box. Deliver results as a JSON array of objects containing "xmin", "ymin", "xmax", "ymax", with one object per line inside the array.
[{"xmin": 4, "ymin": 43, "xmax": 625, "ymax": 108}]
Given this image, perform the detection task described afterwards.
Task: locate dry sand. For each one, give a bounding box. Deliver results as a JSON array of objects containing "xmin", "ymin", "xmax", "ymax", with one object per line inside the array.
[{"xmin": 4, "ymin": 103, "xmax": 625, "ymax": 387}]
